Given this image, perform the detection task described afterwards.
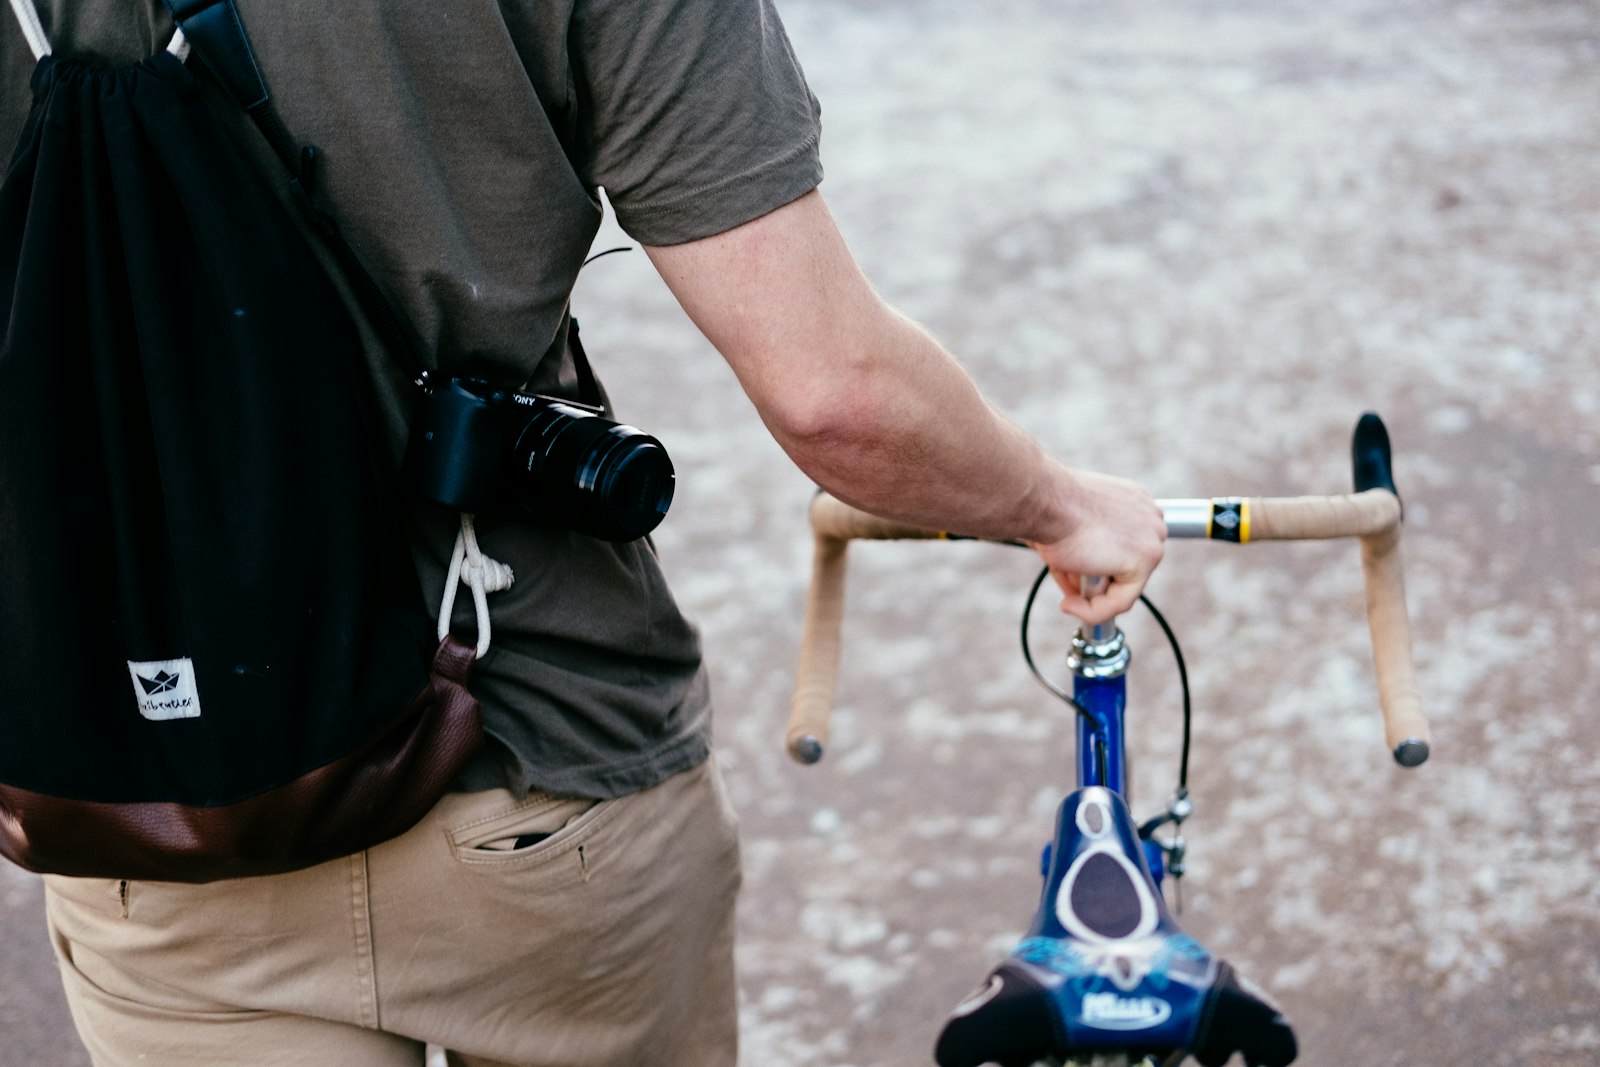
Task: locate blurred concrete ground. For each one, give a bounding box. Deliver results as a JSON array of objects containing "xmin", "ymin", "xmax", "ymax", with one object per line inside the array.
[{"xmin": 5, "ymin": 0, "xmax": 1598, "ymax": 1063}]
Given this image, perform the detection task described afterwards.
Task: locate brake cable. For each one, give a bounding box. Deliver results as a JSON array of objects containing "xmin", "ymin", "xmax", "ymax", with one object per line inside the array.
[{"xmin": 1018, "ymin": 564, "xmax": 1194, "ymax": 816}]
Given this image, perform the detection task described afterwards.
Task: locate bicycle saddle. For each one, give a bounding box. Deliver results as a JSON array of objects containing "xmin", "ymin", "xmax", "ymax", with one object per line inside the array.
[{"xmin": 934, "ymin": 787, "xmax": 1297, "ymax": 1067}]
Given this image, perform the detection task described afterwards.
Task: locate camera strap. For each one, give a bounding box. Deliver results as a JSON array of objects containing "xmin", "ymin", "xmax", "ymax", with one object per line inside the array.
[
  {"xmin": 162, "ymin": 0, "xmax": 431, "ymax": 386},
  {"xmin": 567, "ymin": 318, "xmax": 604, "ymax": 409},
  {"xmin": 162, "ymin": 0, "xmax": 606, "ymax": 411}
]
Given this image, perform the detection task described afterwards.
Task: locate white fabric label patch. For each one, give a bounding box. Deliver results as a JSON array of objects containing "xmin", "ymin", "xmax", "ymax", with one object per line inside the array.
[{"xmin": 127, "ymin": 658, "xmax": 203, "ymax": 721}]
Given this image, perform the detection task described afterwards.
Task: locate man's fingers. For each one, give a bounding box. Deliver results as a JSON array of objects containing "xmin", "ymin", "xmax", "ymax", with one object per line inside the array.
[
  {"xmin": 1056, "ymin": 580, "xmax": 1141, "ymax": 626},
  {"xmin": 1058, "ymin": 593, "xmax": 1115, "ymax": 626}
]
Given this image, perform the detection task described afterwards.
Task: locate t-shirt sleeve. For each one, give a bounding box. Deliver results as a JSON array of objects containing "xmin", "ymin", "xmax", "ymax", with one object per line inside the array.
[{"xmin": 567, "ymin": 0, "xmax": 823, "ymax": 246}]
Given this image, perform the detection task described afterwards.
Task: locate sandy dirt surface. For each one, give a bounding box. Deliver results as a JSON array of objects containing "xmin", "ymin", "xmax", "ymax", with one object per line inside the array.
[{"xmin": 4, "ymin": 0, "xmax": 1598, "ymax": 1064}]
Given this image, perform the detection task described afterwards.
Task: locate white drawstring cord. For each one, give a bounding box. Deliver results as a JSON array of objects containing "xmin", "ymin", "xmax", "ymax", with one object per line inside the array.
[
  {"xmin": 8, "ymin": 0, "xmax": 50, "ymax": 60},
  {"xmin": 437, "ymin": 514, "xmax": 515, "ymax": 659},
  {"xmin": 6, "ymin": 0, "xmax": 187, "ymax": 63}
]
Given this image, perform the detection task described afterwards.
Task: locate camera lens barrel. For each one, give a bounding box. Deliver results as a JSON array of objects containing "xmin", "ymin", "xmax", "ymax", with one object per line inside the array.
[{"xmin": 513, "ymin": 401, "xmax": 675, "ymax": 543}]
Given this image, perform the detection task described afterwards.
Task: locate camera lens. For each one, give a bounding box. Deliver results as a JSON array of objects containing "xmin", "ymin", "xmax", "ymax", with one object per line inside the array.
[{"xmin": 512, "ymin": 401, "xmax": 675, "ymax": 542}]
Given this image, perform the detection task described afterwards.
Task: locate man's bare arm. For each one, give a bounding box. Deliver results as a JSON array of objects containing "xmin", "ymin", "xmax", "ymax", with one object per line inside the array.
[{"xmin": 645, "ymin": 190, "xmax": 1164, "ymax": 621}]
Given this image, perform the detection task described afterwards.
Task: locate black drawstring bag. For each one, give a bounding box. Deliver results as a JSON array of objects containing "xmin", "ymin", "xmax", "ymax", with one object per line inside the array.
[{"xmin": 0, "ymin": 5, "xmax": 483, "ymax": 882}]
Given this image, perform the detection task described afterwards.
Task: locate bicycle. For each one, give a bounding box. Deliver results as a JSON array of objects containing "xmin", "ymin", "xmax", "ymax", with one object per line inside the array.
[{"xmin": 782, "ymin": 412, "xmax": 1429, "ymax": 1067}]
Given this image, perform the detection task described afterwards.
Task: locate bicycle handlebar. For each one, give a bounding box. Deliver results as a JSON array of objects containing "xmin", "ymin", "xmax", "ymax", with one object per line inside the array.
[{"xmin": 786, "ymin": 419, "xmax": 1430, "ymax": 769}]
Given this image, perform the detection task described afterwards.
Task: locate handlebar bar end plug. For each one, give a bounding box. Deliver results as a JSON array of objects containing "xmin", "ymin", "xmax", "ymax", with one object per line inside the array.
[
  {"xmin": 790, "ymin": 735, "xmax": 825, "ymax": 765},
  {"xmin": 1393, "ymin": 738, "xmax": 1429, "ymax": 767}
]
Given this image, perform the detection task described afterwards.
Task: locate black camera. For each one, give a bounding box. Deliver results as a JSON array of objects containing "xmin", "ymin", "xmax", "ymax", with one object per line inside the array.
[{"xmin": 404, "ymin": 376, "xmax": 674, "ymax": 543}]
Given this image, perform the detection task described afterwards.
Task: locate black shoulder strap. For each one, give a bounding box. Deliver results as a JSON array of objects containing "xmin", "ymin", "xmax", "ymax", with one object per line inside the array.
[
  {"xmin": 164, "ymin": 0, "xmax": 606, "ymax": 404},
  {"xmin": 163, "ymin": 0, "xmax": 429, "ymax": 384}
]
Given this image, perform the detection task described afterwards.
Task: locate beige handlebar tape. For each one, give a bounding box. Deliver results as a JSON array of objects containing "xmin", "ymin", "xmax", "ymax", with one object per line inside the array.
[
  {"xmin": 1359, "ymin": 519, "xmax": 1431, "ymax": 765},
  {"xmin": 1252, "ymin": 489, "xmax": 1429, "ymax": 765},
  {"xmin": 1246, "ymin": 490, "xmax": 1401, "ymax": 541},
  {"xmin": 786, "ymin": 495, "xmax": 947, "ymax": 763},
  {"xmin": 786, "ymin": 488, "xmax": 1428, "ymax": 767},
  {"xmin": 808, "ymin": 492, "xmax": 948, "ymax": 543},
  {"xmin": 786, "ymin": 532, "xmax": 848, "ymax": 764}
]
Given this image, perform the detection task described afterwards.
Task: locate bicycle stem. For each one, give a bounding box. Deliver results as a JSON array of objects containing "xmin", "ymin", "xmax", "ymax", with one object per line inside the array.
[{"xmin": 1061, "ymin": 574, "xmax": 1123, "ymax": 790}]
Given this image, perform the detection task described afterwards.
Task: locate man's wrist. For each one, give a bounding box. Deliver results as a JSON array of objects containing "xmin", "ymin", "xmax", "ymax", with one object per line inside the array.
[{"xmin": 1019, "ymin": 461, "xmax": 1086, "ymax": 548}]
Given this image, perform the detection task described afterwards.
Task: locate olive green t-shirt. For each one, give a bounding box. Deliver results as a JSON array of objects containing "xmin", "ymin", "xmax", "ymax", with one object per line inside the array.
[{"xmin": 1, "ymin": 0, "xmax": 823, "ymax": 798}]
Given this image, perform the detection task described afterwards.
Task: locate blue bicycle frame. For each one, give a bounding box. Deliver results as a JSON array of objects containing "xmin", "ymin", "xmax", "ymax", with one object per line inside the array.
[{"xmin": 1071, "ymin": 622, "xmax": 1131, "ymax": 797}]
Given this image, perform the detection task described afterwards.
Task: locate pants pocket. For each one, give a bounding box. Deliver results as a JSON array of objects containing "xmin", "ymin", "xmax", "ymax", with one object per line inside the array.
[{"xmin": 448, "ymin": 791, "xmax": 605, "ymax": 865}]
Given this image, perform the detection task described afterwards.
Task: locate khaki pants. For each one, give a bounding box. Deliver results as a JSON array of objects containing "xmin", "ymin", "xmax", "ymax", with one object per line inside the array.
[{"xmin": 43, "ymin": 757, "xmax": 741, "ymax": 1067}]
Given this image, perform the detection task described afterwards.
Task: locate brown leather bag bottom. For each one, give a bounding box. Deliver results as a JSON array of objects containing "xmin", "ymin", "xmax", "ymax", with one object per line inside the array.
[{"xmin": 0, "ymin": 638, "xmax": 483, "ymax": 883}]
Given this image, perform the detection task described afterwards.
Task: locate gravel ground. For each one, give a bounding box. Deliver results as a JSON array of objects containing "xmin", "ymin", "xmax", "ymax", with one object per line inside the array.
[{"xmin": 5, "ymin": 0, "xmax": 1598, "ymax": 1064}]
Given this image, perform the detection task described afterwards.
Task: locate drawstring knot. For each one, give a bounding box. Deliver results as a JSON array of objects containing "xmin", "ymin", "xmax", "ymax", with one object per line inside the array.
[{"xmin": 438, "ymin": 514, "xmax": 514, "ymax": 659}]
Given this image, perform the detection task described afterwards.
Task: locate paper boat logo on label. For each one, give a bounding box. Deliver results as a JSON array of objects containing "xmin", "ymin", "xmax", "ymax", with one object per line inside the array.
[{"xmin": 128, "ymin": 658, "xmax": 203, "ymax": 721}]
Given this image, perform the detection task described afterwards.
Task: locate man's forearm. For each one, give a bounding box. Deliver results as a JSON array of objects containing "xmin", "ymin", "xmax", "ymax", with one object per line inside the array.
[
  {"xmin": 763, "ymin": 302, "xmax": 1080, "ymax": 545},
  {"xmin": 647, "ymin": 191, "xmax": 1079, "ymax": 545},
  {"xmin": 648, "ymin": 189, "xmax": 1165, "ymax": 621}
]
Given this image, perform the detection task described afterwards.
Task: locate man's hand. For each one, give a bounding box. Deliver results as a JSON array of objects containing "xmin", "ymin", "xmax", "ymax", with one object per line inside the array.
[{"xmin": 1029, "ymin": 470, "xmax": 1167, "ymax": 625}]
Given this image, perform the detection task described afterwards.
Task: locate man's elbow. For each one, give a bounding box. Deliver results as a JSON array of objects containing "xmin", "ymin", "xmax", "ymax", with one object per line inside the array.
[{"xmin": 763, "ymin": 365, "xmax": 894, "ymax": 468}]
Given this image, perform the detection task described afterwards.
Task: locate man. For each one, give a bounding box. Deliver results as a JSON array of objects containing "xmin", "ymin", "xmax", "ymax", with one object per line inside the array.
[{"xmin": 1, "ymin": 1, "xmax": 1163, "ymax": 1064}]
